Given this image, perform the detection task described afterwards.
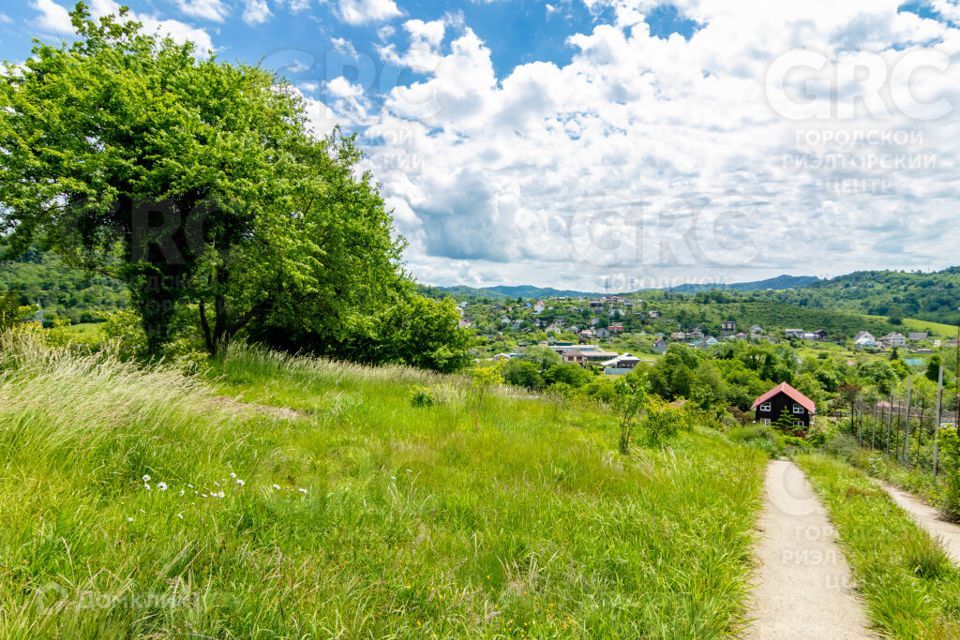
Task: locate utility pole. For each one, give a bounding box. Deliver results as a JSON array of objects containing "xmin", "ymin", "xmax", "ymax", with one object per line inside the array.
[
  {"xmin": 934, "ymin": 365, "xmax": 944, "ymax": 478},
  {"xmin": 955, "ymin": 307, "xmax": 959, "ymax": 436}
]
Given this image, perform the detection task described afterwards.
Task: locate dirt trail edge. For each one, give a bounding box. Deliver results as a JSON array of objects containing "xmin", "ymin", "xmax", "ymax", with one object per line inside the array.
[
  {"xmin": 881, "ymin": 482, "xmax": 960, "ymax": 565},
  {"xmin": 744, "ymin": 460, "xmax": 876, "ymax": 640}
]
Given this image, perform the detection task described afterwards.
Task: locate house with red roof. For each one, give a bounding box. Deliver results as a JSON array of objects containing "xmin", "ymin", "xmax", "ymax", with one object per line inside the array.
[{"xmin": 751, "ymin": 382, "xmax": 816, "ymax": 429}]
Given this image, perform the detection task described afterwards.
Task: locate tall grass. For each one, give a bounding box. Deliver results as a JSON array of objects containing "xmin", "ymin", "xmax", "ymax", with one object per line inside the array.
[
  {"xmin": 796, "ymin": 454, "xmax": 960, "ymax": 639},
  {"xmin": 0, "ymin": 333, "xmax": 766, "ymax": 638}
]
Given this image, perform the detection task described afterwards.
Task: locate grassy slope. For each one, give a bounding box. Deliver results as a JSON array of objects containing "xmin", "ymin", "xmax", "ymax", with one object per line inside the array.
[
  {"xmin": 862, "ymin": 315, "xmax": 958, "ymax": 338},
  {"xmin": 0, "ymin": 338, "xmax": 766, "ymax": 639},
  {"xmin": 796, "ymin": 454, "xmax": 960, "ymax": 639}
]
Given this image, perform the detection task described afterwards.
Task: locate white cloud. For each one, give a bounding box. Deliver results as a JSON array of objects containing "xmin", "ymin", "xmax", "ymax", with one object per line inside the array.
[
  {"xmin": 175, "ymin": 0, "xmax": 229, "ymax": 22},
  {"xmin": 278, "ymin": 0, "xmax": 311, "ymax": 13},
  {"xmin": 31, "ymin": 0, "xmax": 73, "ymax": 34},
  {"xmin": 337, "ymin": 0, "xmax": 402, "ymax": 25},
  {"xmin": 0, "ymin": 12, "xmax": 13, "ymax": 25},
  {"xmin": 242, "ymin": 0, "xmax": 272, "ymax": 25},
  {"xmin": 31, "ymin": 0, "xmax": 216, "ymax": 53},
  {"xmin": 337, "ymin": 0, "xmax": 960, "ymax": 288}
]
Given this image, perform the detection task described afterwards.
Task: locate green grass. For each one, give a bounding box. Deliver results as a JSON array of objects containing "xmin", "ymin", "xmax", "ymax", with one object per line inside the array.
[
  {"xmin": 863, "ymin": 315, "xmax": 958, "ymax": 338},
  {"xmin": 0, "ymin": 335, "xmax": 766, "ymax": 638},
  {"xmin": 796, "ymin": 454, "xmax": 960, "ymax": 639}
]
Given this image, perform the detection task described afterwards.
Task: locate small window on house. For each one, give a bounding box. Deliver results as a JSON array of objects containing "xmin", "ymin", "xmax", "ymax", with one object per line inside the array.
[
  {"xmin": 793, "ymin": 404, "xmax": 804, "ymax": 414},
  {"xmin": 794, "ymin": 420, "xmax": 804, "ymax": 427},
  {"xmin": 763, "ymin": 419, "xmax": 770, "ymax": 426},
  {"xmin": 759, "ymin": 402, "xmax": 772, "ymax": 412}
]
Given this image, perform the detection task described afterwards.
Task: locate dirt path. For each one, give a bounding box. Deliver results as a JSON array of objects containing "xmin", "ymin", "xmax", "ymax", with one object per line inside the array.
[
  {"xmin": 744, "ymin": 460, "xmax": 876, "ymax": 639},
  {"xmin": 881, "ymin": 483, "xmax": 960, "ymax": 565}
]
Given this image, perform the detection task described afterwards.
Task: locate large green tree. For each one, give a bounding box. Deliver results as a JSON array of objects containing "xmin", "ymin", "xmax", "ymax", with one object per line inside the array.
[{"xmin": 0, "ymin": 4, "xmax": 405, "ymax": 358}]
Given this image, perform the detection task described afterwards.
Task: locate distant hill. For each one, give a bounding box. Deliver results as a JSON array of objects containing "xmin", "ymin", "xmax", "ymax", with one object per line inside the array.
[
  {"xmin": 778, "ymin": 268, "xmax": 960, "ymax": 325},
  {"xmin": 425, "ymin": 284, "xmax": 601, "ymax": 300},
  {"xmin": 669, "ymin": 275, "xmax": 821, "ymax": 293},
  {"xmin": 428, "ymin": 274, "xmax": 820, "ymax": 300}
]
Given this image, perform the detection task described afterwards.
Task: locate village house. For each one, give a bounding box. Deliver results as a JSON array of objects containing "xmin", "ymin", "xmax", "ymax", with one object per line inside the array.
[
  {"xmin": 652, "ymin": 339, "xmax": 668, "ymax": 354},
  {"xmin": 752, "ymin": 382, "xmax": 816, "ymax": 429},
  {"xmin": 602, "ymin": 353, "xmax": 642, "ymax": 375},
  {"xmin": 880, "ymin": 332, "xmax": 907, "ymax": 348},
  {"xmin": 784, "ymin": 329, "xmax": 805, "ymax": 339},
  {"xmin": 594, "ymin": 327, "xmax": 611, "ymax": 339},
  {"xmin": 854, "ymin": 331, "xmax": 877, "ymax": 349},
  {"xmin": 609, "ymin": 323, "xmax": 624, "ymax": 334},
  {"xmin": 908, "ymin": 332, "xmax": 929, "ymax": 342},
  {"xmin": 670, "ymin": 331, "xmax": 687, "ymax": 340},
  {"xmin": 721, "ymin": 320, "xmax": 736, "ymax": 334},
  {"xmin": 563, "ymin": 349, "xmax": 619, "ymax": 366},
  {"xmin": 648, "ymin": 310, "xmax": 661, "ymax": 319}
]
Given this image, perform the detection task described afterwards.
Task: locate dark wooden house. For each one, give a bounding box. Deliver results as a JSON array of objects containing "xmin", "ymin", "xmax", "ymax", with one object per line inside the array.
[{"xmin": 751, "ymin": 382, "xmax": 816, "ymax": 429}]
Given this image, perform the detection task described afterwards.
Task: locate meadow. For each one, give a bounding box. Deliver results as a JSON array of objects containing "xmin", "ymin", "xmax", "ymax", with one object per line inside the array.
[{"xmin": 0, "ymin": 333, "xmax": 767, "ymax": 639}]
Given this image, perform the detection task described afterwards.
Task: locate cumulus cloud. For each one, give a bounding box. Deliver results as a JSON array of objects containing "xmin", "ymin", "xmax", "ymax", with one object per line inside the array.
[
  {"xmin": 175, "ymin": 0, "xmax": 229, "ymax": 22},
  {"xmin": 30, "ymin": 0, "xmax": 215, "ymax": 52},
  {"xmin": 337, "ymin": 0, "xmax": 402, "ymax": 25},
  {"xmin": 31, "ymin": 0, "xmax": 73, "ymax": 34},
  {"xmin": 331, "ymin": 0, "xmax": 960, "ymax": 288},
  {"xmin": 242, "ymin": 0, "xmax": 272, "ymax": 25}
]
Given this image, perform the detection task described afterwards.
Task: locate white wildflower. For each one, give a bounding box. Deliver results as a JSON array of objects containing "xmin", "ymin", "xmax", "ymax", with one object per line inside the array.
[
  {"xmin": 157, "ymin": 482, "xmax": 168, "ymax": 491},
  {"xmin": 235, "ymin": 479, "xmax": 245, "ymax": 487},
  {"xmin": 298, "ymin": 487, "xmax": 308, "ymax": 495},
  {"xmin": 127, "ymin": 517, "xmax": 134, "ymax": 522},
  {"xmin": 229, "ymin": 472, "xmax": 236, "ymax": 479},
  {"xmin": 179, "ymin": 489, "xmax": 185, "ymax": 496},
  {"xmin": 142, "ymin": 474, "xmax": 151, "ymax": 482},
  {"xmin": 176, "ymin": 513, "xmax": 184, "ymax": 520},
  {"xmin": 144, "ymin": 483, "xmax": 151, "ymax": 491},
  {"xmin": 272, "ymin": 484, "xmax": 281, "ymax": 490}
]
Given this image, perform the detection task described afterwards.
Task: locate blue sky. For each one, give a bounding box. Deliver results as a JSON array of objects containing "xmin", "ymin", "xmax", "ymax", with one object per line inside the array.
[{"xmin": 3, "ymin": 0, "xmax": 960, "ymax": 290}]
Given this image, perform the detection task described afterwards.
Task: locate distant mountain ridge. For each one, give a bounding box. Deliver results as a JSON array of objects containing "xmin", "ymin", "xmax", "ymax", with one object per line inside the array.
[
  {"xmin": 426, "ymin": 274, "xmax": 822, "ymax": 299},
  {"xmin": 668, "ymin": 274, "xmax": 822, "ymax": 293}
]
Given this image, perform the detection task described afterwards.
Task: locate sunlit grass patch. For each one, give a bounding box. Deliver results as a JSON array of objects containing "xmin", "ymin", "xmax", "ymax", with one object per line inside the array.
[
  {"xmin": 0, "ymin": 333, "xmax": 766, "ymax": 638},
  {"xmin": 796, "ymin": 454, "xmax": 960, "ymax": 638}
]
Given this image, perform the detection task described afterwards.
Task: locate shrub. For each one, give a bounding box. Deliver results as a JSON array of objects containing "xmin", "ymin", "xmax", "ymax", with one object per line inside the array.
[
  {"xmin": 641, "ymin": 400, "xmax": 689, "ymax": 447},
  {"xmin": 941, "ymin": 430, "xmax": 960, "ymax": 521},
  {"xmin": 727, "ymin": 424, "xmax": 786, "ymax": 458},
  {"xmin": 410, "ymin": 385, "xmax": 436, "ymax": 408}
]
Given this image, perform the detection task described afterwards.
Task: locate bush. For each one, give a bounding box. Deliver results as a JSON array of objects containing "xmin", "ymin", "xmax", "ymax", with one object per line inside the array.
[
  {"xmin": 727, "ymin": 424, "xmax": 786, "ymax": 458},
  {"xmin": 641, "ymin": 400, "xmax": 690, "ymax": 447},
  {"xmin": 941, "ymin": 430, "xmax": 960, "ymax": 521},
  {"xmin": 410, "ymin": 385, "xmax": 436, "ymax": 408}
]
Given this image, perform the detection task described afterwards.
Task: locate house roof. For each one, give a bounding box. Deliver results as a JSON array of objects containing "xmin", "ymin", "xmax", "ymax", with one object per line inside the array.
[{"xmin": 751, "ymin": 382, "xmax": 817, "ymax": 414}]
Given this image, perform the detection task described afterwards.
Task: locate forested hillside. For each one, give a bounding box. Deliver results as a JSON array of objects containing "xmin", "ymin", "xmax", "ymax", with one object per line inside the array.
[
  {"xmin": 0, "ymin": 245, "xmax": 126, "ymax": 324},
  {"xmin": 779, "ymin": 269, "xmax": 960, "ymax": 324}
]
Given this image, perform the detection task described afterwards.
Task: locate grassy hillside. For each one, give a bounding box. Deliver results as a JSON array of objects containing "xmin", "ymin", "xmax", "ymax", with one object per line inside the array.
[{"xmin": 0, "ymin": 334, "xmax": 766, "ymax": 638}]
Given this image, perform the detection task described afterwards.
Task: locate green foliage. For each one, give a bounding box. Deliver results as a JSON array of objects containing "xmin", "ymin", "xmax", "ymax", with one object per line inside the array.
[
  {"xmin": 0, "ymin": 245, "xmax": 127, "ymax": 323},
  {"xmin": 727, "ymin": 424, "xmax": 787, "ymax": 458},
  {"xmin": 640, "ymin": 399, "xmax": 689, "ymax": 447},
  {"xmin": 101, "ymin": 310, "xmax": 148, "ymax": 359},
  {"xmin": 409, "ymin": 385, "xmax": 436, "ymax": 408},
  {"xmin": 0, "ymin": 4, "xmax": 403, "ymax": 360},
  {"xmin": 0, "ymin": 291, "xmax": 32, "ymax": 331},
  {"xmin": 612, "ymin": 376, "xmax": 648, "ymax": 454},
  {"xmin": 501, "ymin": 358, "xmax": 542, "ymax": 390},
  {"xmin": 941, "ymin": 430, "xmax": 960, "ymax": 521},
  {"xmin": 542, "ymin": 363, "xmax": 593, "ymax": 389}
]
